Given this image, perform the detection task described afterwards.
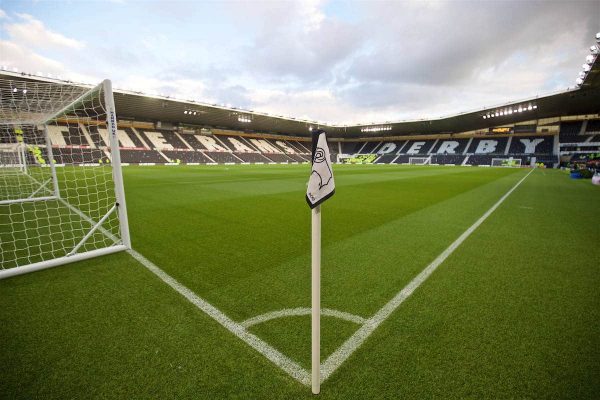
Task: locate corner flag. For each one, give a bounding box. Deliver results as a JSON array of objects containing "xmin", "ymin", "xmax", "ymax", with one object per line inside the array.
[
  {"xmin": 306, "ymin": 130, "xmax": 335, "ymax": 208},
  {"xmin": 306, "ymin": 129, "xmax": 334, "ymax": 395}
]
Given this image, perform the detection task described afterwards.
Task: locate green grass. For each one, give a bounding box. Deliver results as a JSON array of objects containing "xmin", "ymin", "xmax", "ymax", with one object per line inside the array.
[{"xmin": 1, "ymin": 164, "xmax": 599, "ymax": 399}]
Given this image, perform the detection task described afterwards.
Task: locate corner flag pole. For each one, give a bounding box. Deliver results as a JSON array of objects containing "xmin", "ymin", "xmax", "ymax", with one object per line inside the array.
[
  {"xmin": 306, "ymin": 128, "xmax": 334, "ymax": 395},
  {"xmin": 312, "ymin": 204, "xmax": 321, "ymax": 395}
]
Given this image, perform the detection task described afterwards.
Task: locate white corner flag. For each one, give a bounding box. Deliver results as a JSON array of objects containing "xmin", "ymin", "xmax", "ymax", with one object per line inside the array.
[
  {"xmin": 306, "ymin": 129, "xmax": 334, "ymax": 395},
  {"xmin": 306, "ymin": 130, "xmax": 335, "ymax": 208}
]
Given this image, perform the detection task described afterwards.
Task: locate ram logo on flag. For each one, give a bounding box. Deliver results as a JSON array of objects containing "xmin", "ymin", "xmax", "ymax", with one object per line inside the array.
[{"xmin": 306, "ymin": 129, "xmax": 335, "ymax": 208}]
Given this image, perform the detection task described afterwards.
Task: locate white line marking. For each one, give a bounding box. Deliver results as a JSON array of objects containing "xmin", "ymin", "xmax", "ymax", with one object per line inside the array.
[
  {"xmin": 128, "ymin": 249, "xmax": 311, "ymax": 386},
  {"xmin": 320, "ymin": 168, "xmax": 535, "ymax": 382},
  {"xmin": 241, "ymin": 307, "xmax": 366, "ymax": 328}
]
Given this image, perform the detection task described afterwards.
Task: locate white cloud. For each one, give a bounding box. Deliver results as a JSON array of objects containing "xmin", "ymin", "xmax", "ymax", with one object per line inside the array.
[
  {"xmin": 0, "ymin": 40, "xmax": 99, "ymax": 85},
  {"xmin": 6, "ymin": 13, "xmax": 84, "ymax": 50},
  {"xmin": 0, "ymin": 40, "xmax": 66, "ymax": 74},
  {"xmin": 0, "ymin": 9, "xmax": 7, "ymax": 19},
  {"xmin": 0, "ymin": 1, "xmax": 597, "ymax": 124},
  {"xmin": 116, "ymin": 75, "xmax": 213, "ymax": 103}
]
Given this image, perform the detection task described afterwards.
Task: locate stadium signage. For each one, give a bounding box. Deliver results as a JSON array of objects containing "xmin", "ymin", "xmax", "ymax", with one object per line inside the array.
[{"xmin": 488, "ymin": 127, "xmax": 513, "ymax": 134}]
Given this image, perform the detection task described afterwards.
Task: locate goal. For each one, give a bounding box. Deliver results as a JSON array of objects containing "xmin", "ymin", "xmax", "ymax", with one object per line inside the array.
[
  {"xmin": 0, "ymin": 78, "xmax": 130, "ymax": 278},
  {"xmin": 409, "ymin": 157, "xmax": 429, "ymax": 165},
  {"xmin": 491, "ymin": 158, "xmax": 522, "ymax": 167}
]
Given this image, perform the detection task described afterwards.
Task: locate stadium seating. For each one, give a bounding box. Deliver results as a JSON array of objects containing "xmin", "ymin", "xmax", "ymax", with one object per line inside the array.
[
  {"xmin": 375, "ymin": 154, "xmax": 398, "ymax": 164},
  {"xmin": 508, "ymin": 136, "xmax": 553, "ymax": 155},
  {"xmin": 52, "ymin": 147, "xmax": 106, "ymax": 164},
  {"xmin": 585, "ymin": 119, "xmax": 600, "ymax": 134},
  {"xmin": 120, "ymin": 149, "xmax": 166, "ymax": 164},
  {"xmin": 559, "ymin": 121, "xmax": 588, "ymax": 143},
  {"xmin": 203, "ymin": 152, "xmax": 240, "ymax": 163},
  {"xmin": 5, "ymin": 120, "xmax": 583, "ymax": 167},
  {"xmin": 264, "ymin": 153, "xmax": 295, "ymax": 163},
  {"xmin": 430, "ymin": 154, "xmax": 466, "ymax": 165},
  {"xmin": 161, "ymin": 150, "xmax": 214, "ymax": 163},
  {"xmin": 340, "ymin": 142, "xmax": 364, "ymax": 154},
  {"xmin": 234, "ymin": 152, "xmax": 272, "ymax": 163}
]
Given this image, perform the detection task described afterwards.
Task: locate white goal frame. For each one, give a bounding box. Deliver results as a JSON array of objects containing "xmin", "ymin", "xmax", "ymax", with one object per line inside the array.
[
  {"xmin": 0, "ymin": 79, "xmax": 131, "ymax": 279},
  {"xmin": 491, "ymin": 157, "xmax": 522, "ymax": 167},
  {"xmin": 0, "ymin": 135, "xmax": 60, "ymax": 205},
  {"xmin": 409, "ymin": 156, "xmax": 429, "ymax": 165}
]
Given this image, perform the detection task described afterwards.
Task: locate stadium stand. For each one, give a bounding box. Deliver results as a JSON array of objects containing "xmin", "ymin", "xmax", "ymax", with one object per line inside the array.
[
  {"xmin": 52, "ymin": 147, "xmax": 105, "ymax": 164},
  {"xmin": 401, "ymin": 139, "xmax": 437, "ymax": 155},
  {"xmin": 264, "ymin": 153, "xmax": 295, "ymax": 163},
  {"xmin": 359, "ymin": 141, "xmax": 381, "ymax": 154},
  {"xmin": 203, "ymin": 151, "xmax": 241, "ymax": 163},
  {"xmin": 375, "ymin": 154, "xmax": 399, "ymax": 164},
  {"xmin": 235, "ymin": 152, "xmax": 272, "ymax": 163},
  {"xmin": 430, "ymin": 154, "xmax": 466, "ymax": 165},
  {"xmin": 508, "ymin": 136, "xmax": 553, "ymax": 155},
  {"xmin": 559, "ymin": 121, "xmax": 588, "ymax": 143},
  {"xmin": 466, "ymin": 137, "xmax": 509, "ymax": 155},
  {"xmin": 119, "ymin": 149, "xmax": 167, "ymax": 164},
  {"xmin": 161, "ymin": 150, "xmax": 214, "ymax": 163},
  {"xmin": 430, "ymin": 139, "xmax": 470, "ymax": 155},
  {"xmin": 341, "ymin": 142, "xmax": 364, "ymax": 154},
  {"xmin": 585, "ymin": 119, "xmax": 600, "ymax": 134},
  {"xmin": 9, "ymin": 117, "xmax": 596, "ymax": 168}
]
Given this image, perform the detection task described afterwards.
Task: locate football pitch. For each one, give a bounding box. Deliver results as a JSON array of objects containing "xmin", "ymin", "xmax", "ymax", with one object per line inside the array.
[{"xmin": 1, "ymin": 164, "xmax": 599, "ymax": 399}]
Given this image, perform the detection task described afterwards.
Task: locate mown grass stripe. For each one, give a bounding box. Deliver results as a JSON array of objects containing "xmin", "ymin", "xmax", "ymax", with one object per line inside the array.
[
  {"xmin": 127, "ymin": 248, "xmax": 312, "ymax": 386},
  {"xmin": 320, "ymin": 168, "xmax": 535, "ymax": 382}
]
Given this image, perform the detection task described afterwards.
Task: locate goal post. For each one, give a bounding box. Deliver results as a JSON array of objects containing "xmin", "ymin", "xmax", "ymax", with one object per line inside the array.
[
  {"xmin": 0, "ymin": 78, "xmax": 131, "ymax": 279},
  {"xmin": 491, "ymin": 158, "xmax": 522, "ymax": 167},
  {"xmin": 409, "ymin": 157, "xmax": 429, "ymax": 165}
]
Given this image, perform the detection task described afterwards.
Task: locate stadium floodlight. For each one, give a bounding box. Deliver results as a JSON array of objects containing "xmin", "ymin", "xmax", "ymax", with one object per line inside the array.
[
  {"xmin": 527, "ymin": 105, "xmax": 532, "ymax": 110},
  {"xmin": 183, "ymin": 110, "xmax": 188, "ymax": 114},
  {"xmin": 576, "ymin": 77, "xmax": 584, "ymax": 85},
  {"xmin": 579, "ymin": 71, "xmax": 587, "ymax": 79},
  {"xmin": 596, "ymin": 32, "xmax": 600, "ymax": 43},
  {"xmin": 592, "ymin": 45, "xmax": 600, "ymax": 55},
  {"xmin": 585, "ymin": 55, "xmax": 595, "ymax": 64},
  {"xmin": 582, "ymin": 64, "xmax": 591, "ymax": 72},
  {"xmin": 483, "ymin": 115, "xmax": 487, "ymax": 119},
  {"xmin": 518, "ymin": 107, "xmax": 522, "ymax": 112},
  {"xmin": 533, "ymin": 105, "xmax": 537, "ymax": 109},
  {"xmin": 0, "ymin": 78, "xmax": 131, "ymax": 279}
]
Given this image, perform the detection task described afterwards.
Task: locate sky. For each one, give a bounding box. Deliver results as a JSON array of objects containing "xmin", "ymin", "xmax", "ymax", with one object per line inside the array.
[{"xmin": 0, "ymin": 0, "xmax": 598, "ymax": 125}]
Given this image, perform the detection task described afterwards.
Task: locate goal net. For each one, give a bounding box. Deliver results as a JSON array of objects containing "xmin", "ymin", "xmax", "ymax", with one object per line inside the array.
[
  {"xmin": 409, "ymin": 157, "xmax": 429, "ymax": 165},
  {"xmin": 491, "ymin": 158, "xmax": 522, "ymax": 167},
  {"xmin": 0, "ymin": 78, "xmax": 130, "ymax": 278}
]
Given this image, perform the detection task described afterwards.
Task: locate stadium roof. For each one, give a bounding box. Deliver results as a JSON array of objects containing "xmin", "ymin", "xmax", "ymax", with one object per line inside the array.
[{"xmin": 1, "ymin": 53, "xmax": 598, "ymax": 139}]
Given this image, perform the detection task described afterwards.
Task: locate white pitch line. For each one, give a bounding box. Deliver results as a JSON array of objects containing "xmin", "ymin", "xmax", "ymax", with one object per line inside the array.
[
  {"xmin": 128, "ymin": 249, "xmax": 311, "ymax": 386},
  {"xmin": 320, "ymin": 168, "xmax": 535, "ymax": 382},
  {"xmin": 241, "ymin": 307, "xmax": 366, "ymax": 328}
]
